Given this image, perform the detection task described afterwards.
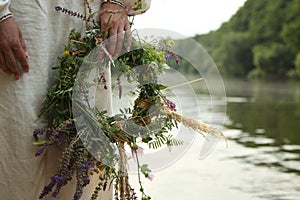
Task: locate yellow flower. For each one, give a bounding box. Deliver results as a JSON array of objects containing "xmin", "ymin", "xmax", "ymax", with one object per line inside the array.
[
  {"xmin": 126, "ymin": 65, "xmax": 131, "ymax": 72},
  {"xmin": 167, "ymin": 40, "xmax": 175, "ymax": 47},
  {"xmin": 63, "ymin": 50, "xmax": 70, "ymax": 56}
]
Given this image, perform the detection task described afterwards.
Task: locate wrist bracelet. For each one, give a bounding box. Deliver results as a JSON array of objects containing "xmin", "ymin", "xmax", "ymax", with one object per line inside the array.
[
  {"xmin": 0, "ymin": 13, "xmax": 13, "ymax": 23},
  {"xmin": 101, "ymin": 0, "xmax": 127, "ymax": 9}
]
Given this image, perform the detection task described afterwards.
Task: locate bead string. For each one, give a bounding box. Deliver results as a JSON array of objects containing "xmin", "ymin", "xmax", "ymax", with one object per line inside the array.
[{"xmin": 55, "ymin": 6, "xmax": 86, "ymax": 20}]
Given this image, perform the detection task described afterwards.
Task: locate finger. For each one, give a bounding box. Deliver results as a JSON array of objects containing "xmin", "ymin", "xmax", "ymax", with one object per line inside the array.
[
  {"xmin": 100, "ymin": 14, "xmax": 113, "ymax": 34},
  {"xmin": 3, "ymin": 49, "xmax": 21, "ymax": 80},
  {"xmin": 109, "ymin": 27, "xmax": 118, "ymax": 56},
  {"xmin": 124, "ymin": 22, "xmax": 132, "ymax": 52},
  {"xmin": 115, "ymin": 25, "xmax": 125, "ymax": 57},
  {"xmin": 19, "ymin": 28, "xmax": 26, "ymax": 51},
  {"xmin": 19, "ymin": 30, "xmax": 29, "ymax": 70},
  {"xmin": 0, "ymin": 53, "xmax": 12, "ymax": 76},
  {"xmin": 13, "ymin": 42, "xmax": 29, "ymax": 73},
  {"xmin": 17, "ymin": 31, "xmax": 29, "ymax": 72}
]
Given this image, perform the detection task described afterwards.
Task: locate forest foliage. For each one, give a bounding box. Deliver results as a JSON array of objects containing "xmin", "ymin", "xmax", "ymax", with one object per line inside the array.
[{"xmin": 178, "ymin": 0, "xmax": 300, "ymax": 79}]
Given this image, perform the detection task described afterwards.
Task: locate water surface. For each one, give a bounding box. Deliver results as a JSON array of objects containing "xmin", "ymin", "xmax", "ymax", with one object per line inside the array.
[{"xmin": 131, "ymin": 78, "xmax": 300, "ymax": 200}]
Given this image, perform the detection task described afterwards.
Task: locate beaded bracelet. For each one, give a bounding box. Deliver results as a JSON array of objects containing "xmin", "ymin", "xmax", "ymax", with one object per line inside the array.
[
  {"xmin": 101, "ymin": 0, "xmax": 127, "ymax": 9},
  {"xmin": 0, "ymin": 13, "xmax": 13, "ymax": 23}
]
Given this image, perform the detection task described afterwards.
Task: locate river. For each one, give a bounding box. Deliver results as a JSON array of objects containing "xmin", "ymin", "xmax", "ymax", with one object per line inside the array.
[{"xmin": 128, "ymin": 78, "xmax": 300, "ymax": 200}]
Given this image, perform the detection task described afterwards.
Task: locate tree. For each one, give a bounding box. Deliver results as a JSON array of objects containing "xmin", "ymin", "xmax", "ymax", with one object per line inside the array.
[
  {"xmin": 288, "ymin": 53, "xmax": 300, "ymax": 78},
  {"xmin": 281, "ymin": 21, "xmax": 300, "ymax": 53},
  {"xmin": 251, "ymin": 43, "xmax": 294, "ymax": 78},
  {"xmin": 186, "ymin": 0, "xmax": 300, "ymax": 79},
  {"xmin": 212, "ymin": 32, "xmax": 253, "ymax": 77}
]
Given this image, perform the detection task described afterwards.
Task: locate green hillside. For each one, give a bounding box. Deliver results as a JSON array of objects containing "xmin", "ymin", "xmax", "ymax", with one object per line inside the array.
[{"xmin": 191, "ymin": 0, "xmax": 300, "ymax": 79}]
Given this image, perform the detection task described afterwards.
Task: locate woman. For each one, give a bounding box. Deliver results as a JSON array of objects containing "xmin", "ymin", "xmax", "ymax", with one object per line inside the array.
[{"xmin": 0, "ymin": 0, "xmax": 151, "ymax": 199}]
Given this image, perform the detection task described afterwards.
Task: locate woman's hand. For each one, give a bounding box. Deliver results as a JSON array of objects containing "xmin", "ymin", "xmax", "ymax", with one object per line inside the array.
[
  {"xmin": 100, "ymin": 2, "xmax": 132, "ymax": 58},
  {"xmin": 0, "ymin": 17, "xmax": 29, "ymax": 80}
]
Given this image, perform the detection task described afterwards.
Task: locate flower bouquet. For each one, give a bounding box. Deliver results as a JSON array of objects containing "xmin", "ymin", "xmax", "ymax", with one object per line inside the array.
[{"xmin": 33, "ymin": 2, "xmax": 225, "ymax": 200}]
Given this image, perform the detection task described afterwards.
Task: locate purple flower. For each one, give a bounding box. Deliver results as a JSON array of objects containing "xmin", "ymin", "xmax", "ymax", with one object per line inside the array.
[
  {"xmin": 82, "ymin": 162, "xmax": 89, "ymax": 168},
  {"xmin": 161, "ymin": 47, "xmax": 180, "ymax": 65},
  {"xmin": 72, "ymin": 47, "xmax": 78, "ymax": 52},
  {"xmin": 81, "ymin": 162, "xmax": 92, "ymax": 170},
  {"xmin": 95, "ymin": 34, "xmax": 104, "ymax": 41},
  {"xmin": 35, "ymin": 144, "xmax": 49, "ymax": 157},
  {"xmin": 165, "ymin": 54, "xmax": 170, "ymax": 61},
  {"xmin": 130, "ymin": 187, "xmax": 138, "ymax": 199},
  {"xmin": 132, "ymin": 146, "xmax": 144, "ymax": 156},
  {"xmin": 51, "ymin": 175, "xmax": 64, "ymax": 183},
  {"xmin": 117, "ymin": 77, "xmax": 122, "ymax": 99},
  {"xmin": 54, "ymin": 5, "xmax": 85, "ymax": 20},
  {"xmin": 33, "ymin": 129, "xmax": 43, "ymax": 140},
  {"xmin": 35, "ymin": 148, "xmax": 44, "ymax": 157},
  {"xmin": 146, "ymin": 173, "xmax": 155, "ymax": 181},
  {"xmin": 39, "ymin": 184, "xmax": 54, "ymax": 199},
  {"xmin": 99, "ymin": 70, "xmax": 107, "ymax": 90},
  {"xmin": 84, "ymin": 179, "xmax": 90, "ymax": 185},
  {"xmin": 163, "ymin": 98, "xmax": 177, "ymax": 111},
  {"xmin": 55, "ymin": 6, "xmax": 62, "ymax": 11}
]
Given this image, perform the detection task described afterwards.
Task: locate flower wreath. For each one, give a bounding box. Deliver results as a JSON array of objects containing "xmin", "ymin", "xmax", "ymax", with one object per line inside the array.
[{"xmin": 33, "ymin": 2, "xmax": 225, "ymax": 200}]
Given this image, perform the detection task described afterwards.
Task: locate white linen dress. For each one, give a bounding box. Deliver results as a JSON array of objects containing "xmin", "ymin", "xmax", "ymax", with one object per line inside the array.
[{"xmin": 0, "ymin": 0, "xmax": 150, "ymax": 199}]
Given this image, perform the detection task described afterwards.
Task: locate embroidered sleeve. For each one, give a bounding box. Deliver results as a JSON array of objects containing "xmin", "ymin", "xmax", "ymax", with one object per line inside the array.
[
  {"xmin": 125, "ymin": 0, "xmax": 151, "ymax": 15},
  {"xmin": 0, "ymin": 0, "xmax": 11, "ymax": 22},
  {"xmin": 101, "ymin": 0, "xmax": 151, "ymax": 15},
  {"xmin": 136, "ymin": 0, "xmax": 151, "ymax": 15}
]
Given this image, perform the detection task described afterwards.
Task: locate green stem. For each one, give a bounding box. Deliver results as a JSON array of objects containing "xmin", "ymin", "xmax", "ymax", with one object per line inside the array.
[{"xmin": 134, "ymin": 152, "xmax": 150, "ymax": 199}]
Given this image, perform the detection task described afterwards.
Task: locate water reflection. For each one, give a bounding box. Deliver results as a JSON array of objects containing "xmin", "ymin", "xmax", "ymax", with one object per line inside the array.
[
  {"xmin": 224, "ymin": 79, "xmax": 300, "ymax": 175},
  {"xmin": 129, "ymin": 77, "xmax": 300, "ymax": 200}
]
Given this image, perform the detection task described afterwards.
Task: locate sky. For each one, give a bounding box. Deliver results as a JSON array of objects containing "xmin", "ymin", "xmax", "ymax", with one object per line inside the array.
[{"xmin": 133, "ymin": 0, "xmax": 247, "ymax": 37}]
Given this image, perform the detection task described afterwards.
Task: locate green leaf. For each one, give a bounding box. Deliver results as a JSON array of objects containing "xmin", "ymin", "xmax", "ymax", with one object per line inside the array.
[
  {"xmin": 155, "ymin": 84, "xmax": 168, "ymax": 90},
  {"xmin": 142, "ymin": 136, "xmax": 152, "ymax": 143},
  {"xmin": 117, "ymin": 173, "xmax": 127, "ymax": 178},
  {"xmin": 32, "ymin": 141, "xmax": 47, "ymax": 146},
  {"xmin": 141, "ymin": 164, "xmax": 151, "ymax": 176}
]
